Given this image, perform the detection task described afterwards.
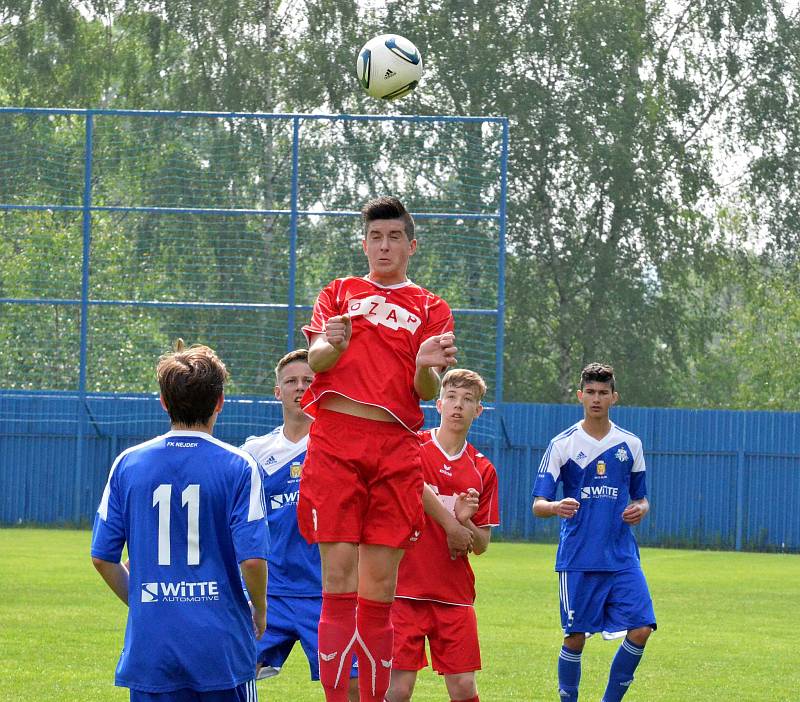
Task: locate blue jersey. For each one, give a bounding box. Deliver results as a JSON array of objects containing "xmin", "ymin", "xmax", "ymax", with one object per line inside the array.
[
  {"xmin": 91, "ymin": 430, "xmax": 270, "ymax": 693},
  {"xmin": 241, "ymin": 426, "xmax": 321, "ymax": 597},
  {"xmin": 532, "ymin": 422, "xmax": 647, "ymax": 572}
]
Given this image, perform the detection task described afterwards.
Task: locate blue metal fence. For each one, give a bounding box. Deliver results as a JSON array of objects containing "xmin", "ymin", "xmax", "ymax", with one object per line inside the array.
[
  {"xmin": 0, "ymin": 107, "xmax": 509, "ymax": 519},
  {"xmin": 1, "ymin": 392, "xmax": 797, "ymax": 552}
]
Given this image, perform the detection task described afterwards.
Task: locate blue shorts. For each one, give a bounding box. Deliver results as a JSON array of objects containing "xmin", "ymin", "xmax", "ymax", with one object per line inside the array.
[
  {"xmin": 130, "ymin": 679, "xmax": 257, "ymax": 702},
  {"xmin": 258, "ymin": 595, "xmax": 357, "ymax": 681},
  {"xmin": 558, "ymin": 568, "xmax": 657, "ymax": 638}
]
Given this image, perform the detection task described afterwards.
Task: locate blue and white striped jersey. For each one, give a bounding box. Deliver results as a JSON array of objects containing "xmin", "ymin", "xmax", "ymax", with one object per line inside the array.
[
  {"xmin": 91, "ymin": 430, "xmax": 270, "ymax": 693},
  {"xmin": 241, "ymin": 426, "xmax": 322, "ymax": 597},
  {"xmin": 532, "ymin": 422, "xmax": 647, "ymax": 572}
]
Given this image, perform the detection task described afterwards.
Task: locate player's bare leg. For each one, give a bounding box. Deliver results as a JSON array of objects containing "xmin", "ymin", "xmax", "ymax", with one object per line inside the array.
[
  {"xmin": 385, "ymin": 669, "xmax": 418, "ymax": 702},
  {"xmin": 444, "ymin": 672, "xmax": 479, "ymax": 701}
]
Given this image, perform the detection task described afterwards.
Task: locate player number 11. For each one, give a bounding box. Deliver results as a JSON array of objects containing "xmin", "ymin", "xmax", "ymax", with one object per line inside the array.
[{"xmin": 152, "ymin": 484, "xmax": 200, "ymax": 566}]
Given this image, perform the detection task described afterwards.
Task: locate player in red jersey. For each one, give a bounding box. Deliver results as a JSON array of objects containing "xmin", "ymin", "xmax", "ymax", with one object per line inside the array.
[
  {"xmin": 386, "ymin": 369, "xmax": 500, "ymax": 702},
  {"xmin": 297, "ymin": 196, "xmax": 460, "ymax": 702}
]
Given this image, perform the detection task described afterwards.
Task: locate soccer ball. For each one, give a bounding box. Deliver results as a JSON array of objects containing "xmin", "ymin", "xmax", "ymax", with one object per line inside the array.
[{"xmin": 356, "ymin": 34, "xmax": 423, "ymax": 101}]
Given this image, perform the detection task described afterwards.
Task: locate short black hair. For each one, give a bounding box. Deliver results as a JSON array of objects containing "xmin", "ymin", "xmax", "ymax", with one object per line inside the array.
[
  {"xmin": 361, "ymin": 195, "xmax": 415, "ymax": 239},
  {"xmin": 157, "ymin": 339, "xmax": 229, "ymax": 426},
  {"xmin": 580, "ymin": 362, "xmax": 615, "ymax": 391}
]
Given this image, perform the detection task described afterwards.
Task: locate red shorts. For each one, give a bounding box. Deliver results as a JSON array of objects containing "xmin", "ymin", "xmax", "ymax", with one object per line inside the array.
[
  {"xmin": 297, "ymin": 409, "xmax": 424, "ymax": 549},
  {"xmin": 391, "ymin": 597, "xmax": 481, "ymax": 675}
]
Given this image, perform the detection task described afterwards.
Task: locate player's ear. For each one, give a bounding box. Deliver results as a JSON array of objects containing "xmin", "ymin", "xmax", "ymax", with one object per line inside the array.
[
  {"xmin": 215, "ymin": 393, "xmax": 224, "ymax": 414},
  {"xmin": 475, "ymin": 402, "xmax": 484, "ymax": 418},
  {"xmin": 576, "ymin": 389, "xmax": 583, "ymax": 402},
  {"xmin": 611, "ymin": 391, "xmax": 619, "ymax": 406},
  {"xmin": 362, "ymin": 237, "xmax": 368, "ymax": 255},
  {"xmin": 408, "ymin": 238, "xmax": 417, "ymax": 256},
  {"xmin": 436, "ymin": 397, "xmax": 443, "ymax": 414},
  {"xmin": 274, "ymin": 384, "xmax": 281, "ymax": 401},
  {"xmin": 159, "ymin": 394, "xmax": 168, "ymax": 413}
]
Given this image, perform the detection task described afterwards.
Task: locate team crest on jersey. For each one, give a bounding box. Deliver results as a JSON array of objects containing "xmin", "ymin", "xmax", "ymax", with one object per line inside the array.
[
  {"xmin": 596, "ymin": 460, "xmax": 606, "ymax": 476},
  {"xmin": 347, "ymin": 295, "xmax": 422, "ymax": 334},
  {"xmin": 290, "ymin": 461, "xmax": 303, "ymax": 478},
  {"xmin": 615, "ymin": 447, "xmax": 629, "ymax": 462}
]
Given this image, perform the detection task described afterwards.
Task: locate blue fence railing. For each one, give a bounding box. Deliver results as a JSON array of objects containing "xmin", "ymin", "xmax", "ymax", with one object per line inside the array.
[{"xmin": 1, "ymin": 392, "xmax": 798, "ymax": 553}]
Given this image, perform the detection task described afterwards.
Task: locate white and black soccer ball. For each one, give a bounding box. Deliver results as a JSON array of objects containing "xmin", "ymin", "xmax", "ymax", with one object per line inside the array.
[{"xmin": 356, "ymin": 34, "xmax": 423, "ymax": 101}]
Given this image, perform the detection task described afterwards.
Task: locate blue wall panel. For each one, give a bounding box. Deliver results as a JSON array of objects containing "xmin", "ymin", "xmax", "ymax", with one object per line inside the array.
[{"xmin": 1, "ymin": 392, "xmax": 798, "ymax": 552}]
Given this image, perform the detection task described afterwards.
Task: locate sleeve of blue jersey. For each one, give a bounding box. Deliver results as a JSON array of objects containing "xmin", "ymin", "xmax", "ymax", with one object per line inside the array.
[
  {"xmin": 90, "ymin": 469, "xmax": 126, "ymax": 563},
  {"xmin": 629, "ymin": 470, "xmax": 647, "ymax": 501},
  {"xmin": 230, "ymin": 464, "xmax": 270, "ymax": 563},
  {"xmin": 531, "ymin": 471, "xmax": 557, "ymax": 501}
]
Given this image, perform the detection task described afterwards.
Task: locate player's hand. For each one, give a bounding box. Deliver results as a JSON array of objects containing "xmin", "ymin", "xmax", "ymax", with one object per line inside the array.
[
  {"xmin": 445, "ymin": 521, "xmax": 473, "ymax": 559},
  {"xmin": 622, "ymin": 501, "xmax": 648, "ymax": 525},
  {"xmin": 325, "ymin": 314, "xmax": 352, "ymax": 352},
  {"xmin": 416, "ymin": 333, "xmax": 457, "ymax": 370},
  {"xmin": 553, "ymin": 498, "xmax": 580, "ymax": 518},
  {"xmin": 251, "ymin": 603, "xmax": 267, "ymax": 640},
  {"xmin": 454, "ymin": 488, "xmax": 480, "ymax": 523}
]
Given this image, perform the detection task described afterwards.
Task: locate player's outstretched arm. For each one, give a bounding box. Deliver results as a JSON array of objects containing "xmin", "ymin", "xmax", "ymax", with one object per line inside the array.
[
  {"xmin": 308, "ymin": 315, "xmax": 352, "ymax": 372},
  {"xmin": 532, "ymin": 496, "xmax": 580, "ymax": 519},
  {"xmin": 91, "ymin": 557, "xmax": 130, "ymax": 606},
  {"xmin": 414, "ymin": 333, "xmax": 457, "ymax": 400},
  {"xmin": 422, "ymin": 484, "xmax": 473, "ymax": 558},
  {"xmin": 240, "ymin": 558, "xmax": 268, "ymax": 640},
  {"xmin": 622, "ymin": 497, "xmax": 649, "ymax": 525}
]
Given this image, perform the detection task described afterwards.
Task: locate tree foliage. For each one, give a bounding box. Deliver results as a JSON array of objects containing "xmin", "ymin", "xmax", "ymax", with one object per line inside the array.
[{"xmin": 0, "ymin": 0, "xmax": 798, "ymax": 407}]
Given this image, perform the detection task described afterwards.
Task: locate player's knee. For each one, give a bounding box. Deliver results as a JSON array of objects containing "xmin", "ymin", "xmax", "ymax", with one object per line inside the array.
[
  {"xmin": 627, "ymin": 626, "xmax": 652, "ymax": 647},
  {"xmin": 563, "ymin": 633, "xmax": 586, "ymax": 652},
  {"xmin": 445, "ymin": 672, "xmax": 478, "ymax": 699},
  {"xmin": 386, "ymin": 681, "xmax": 414, "ymax": 702}
]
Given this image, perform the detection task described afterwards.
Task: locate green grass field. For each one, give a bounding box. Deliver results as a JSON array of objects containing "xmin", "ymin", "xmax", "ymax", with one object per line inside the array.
[{"xmin": 1, "ymin": 529, "xmax": 797, "ymax": 701}]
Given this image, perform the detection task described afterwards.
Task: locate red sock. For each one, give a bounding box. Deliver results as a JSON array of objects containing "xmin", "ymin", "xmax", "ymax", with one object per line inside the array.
[
  {"xmin": 451, "ymin": 697, "xmax": 480, "ymax": 702},
  {"xmin": 355, "ymin": 596, "xmax": 394, "ymax": 702},
  {"xmin": 318, "ymin": 591, "xmax": 358, "ymax": 702}
]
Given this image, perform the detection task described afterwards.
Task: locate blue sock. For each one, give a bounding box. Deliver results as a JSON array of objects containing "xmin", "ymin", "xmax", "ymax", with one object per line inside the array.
[
  {"xmin": 557, "ymin": 644, "xmax": 582, "ymax": 701},
  {"xmin": 601, "ymin": 637, "xmax": 645, "ymax": 702}
]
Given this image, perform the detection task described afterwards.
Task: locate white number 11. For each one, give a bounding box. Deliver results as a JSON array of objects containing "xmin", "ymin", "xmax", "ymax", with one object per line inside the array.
[{"xmin": 153, "ymin": 484, "xmax": 200, "ymax": 566}]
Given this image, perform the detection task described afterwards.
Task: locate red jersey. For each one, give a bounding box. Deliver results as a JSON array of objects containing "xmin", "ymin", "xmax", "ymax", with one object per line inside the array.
[
  {"xmin": 395, "ymin": 429, "xmax": 500, "ymax": 606},
  {"xmin": 301, "ymin": 276, "xmax": 454, "ymax": 432}
]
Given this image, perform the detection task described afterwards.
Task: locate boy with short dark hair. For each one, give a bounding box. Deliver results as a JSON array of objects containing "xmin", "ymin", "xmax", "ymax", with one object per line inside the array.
[
  {"xmin": 298, "ymin": 196, "xmax": 461, "ymax": 701},
  {"xmin": 91, "ymin": 341, "xmax": 269, "ymax": 702},
  {"xmin": 532, "ymin": 362, "xmax": 656, "ymax": 702}
]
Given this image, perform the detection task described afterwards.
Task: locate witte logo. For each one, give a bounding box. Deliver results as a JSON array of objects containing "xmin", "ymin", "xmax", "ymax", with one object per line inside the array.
[
  {"xmin": 581, "ymin": 485, "xmax": 619, "ymax": 500},
  {"xmin": 141, "ymin": 580, "xmax": 220, "ymax": 603},
  {"xmin": 615, "ymin": 447, "xmax": 629, "ymax": 462},
  {"xmin": 270, "ymin": 490, "xmax": 299, "ymax": 510},
  {"xmin": 141, "ymin": 582, "xmax": 159, "ymax": 602}
]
